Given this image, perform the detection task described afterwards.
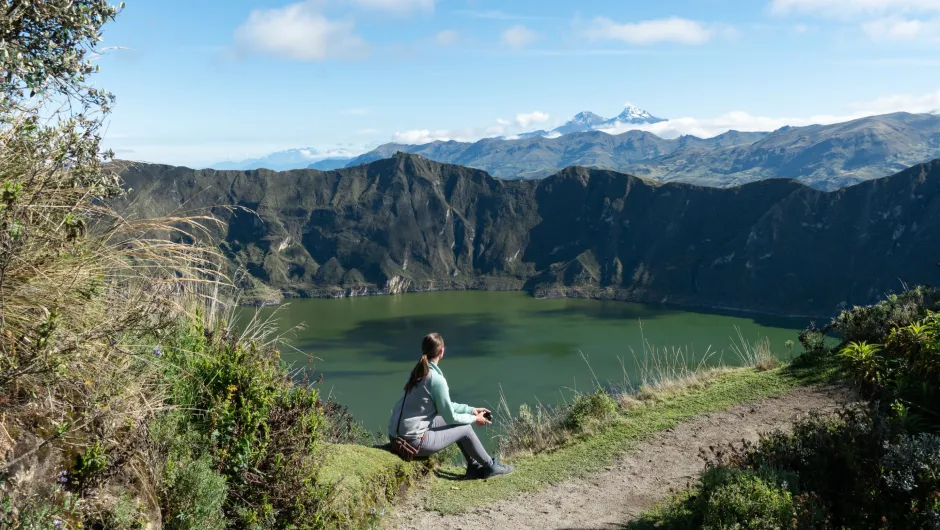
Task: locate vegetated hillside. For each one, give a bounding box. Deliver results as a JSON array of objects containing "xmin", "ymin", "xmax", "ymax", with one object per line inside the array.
[
  {"xmin": 306, "ymin": 157, "xmax": 353, "ymax": 170},
  {"xmin": 117, "ymin": 154, "xmax": 940, "ymax": 316},
  {"xmin": 345, "ymin": 129, "xmax": 768, "ymax": 180},
  {"xmin": 630, "ymin": 112, "xmax": 940, "ymax": 190},
  {"xmin": 345, "ymin": 113, "xmax": 940, "ymax": 190}
]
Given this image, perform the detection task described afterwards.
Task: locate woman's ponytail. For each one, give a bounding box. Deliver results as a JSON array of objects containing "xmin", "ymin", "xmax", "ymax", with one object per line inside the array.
[{"xmin": 404, "ymin": 333, "xmax": 444, "ymax": 392}]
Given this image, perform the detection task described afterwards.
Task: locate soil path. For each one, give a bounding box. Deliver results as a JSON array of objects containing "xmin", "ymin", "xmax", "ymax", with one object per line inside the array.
[{"xmin": 384, "ymin": 386, "xmax": 852, "ymax": 530}]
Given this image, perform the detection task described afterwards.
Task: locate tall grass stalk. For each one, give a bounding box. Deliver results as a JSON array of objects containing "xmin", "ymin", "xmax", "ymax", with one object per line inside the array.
[{"xmin": 729, "ymin": 325, "xmax": 779, "ymax": 371}]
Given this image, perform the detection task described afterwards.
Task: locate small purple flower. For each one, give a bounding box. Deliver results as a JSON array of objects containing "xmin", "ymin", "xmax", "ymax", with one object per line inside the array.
[
  {"xmin": 53, "ymin": 519, "xmax": 63, "ymax": 529},
  {"xmin": 153, "ymin": 347, "xmax": 162, "ymax": 357},
  {"xmin": 109, "ymin": 338, "xmax": 116, "ymax": 347}
]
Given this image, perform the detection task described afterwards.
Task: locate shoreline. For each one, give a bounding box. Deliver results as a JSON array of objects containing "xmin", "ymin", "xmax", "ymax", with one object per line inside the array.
[{"xmin": 239, "ymin": 281, "xmax": 835, "ymax": 322}]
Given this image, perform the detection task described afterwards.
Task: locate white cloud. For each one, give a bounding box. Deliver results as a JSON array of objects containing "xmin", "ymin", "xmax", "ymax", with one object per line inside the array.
[
  {"xmin": 794, "ymin": 23, "xmax": 810, "ymax": 32},
  {"xmin": 393, "ymin": 111, "xmax": 549, "ymax": 144},
  {"xmin": 599, "ymin": 111, "xmax": 850, "ymax": 139},
  {"xmin": 501, "ymin": 24, "xmax": 540, "ymax": 49},
  {"xmin": 348, "ymin": 0, "xmax": 435, "ymax": 13},
  {"xmin": 394, "ymin": 129, "xmax": 461, "ymax": 144},
  {"xmin": 235, "ymin": 1, "xmax": 369, "ymax": 61},
  {"xmin": 771, "ymin": 0, "xmax": 940, "ymax": 16},
  {"xmin": 849, "ymin": 89, "xmax": 940, "ymax": 114},
  {"xmin": 586, "ymin": 17, "xmax": 716, "ymax": 45},
  {"xmin": 435, "ymin": 29, "xmax": 460, "ymax": 46},
  {"xmin": 772, "ymin": 1, "xmax": 940, "ymax": 42},
  {"xmin": 862, "ymin": 16, "xmax": 940, "ymax": 39},
  {"xmin": 514, "ymin": 111, "xmax": 550, "ymax": 128},
  {"xmin": 393, "ymin": 123, "xmax": 515, "ymax": 144}
]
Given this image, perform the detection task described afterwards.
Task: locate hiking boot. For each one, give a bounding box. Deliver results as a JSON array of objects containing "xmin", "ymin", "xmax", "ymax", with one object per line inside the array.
[
  {"xmin": 464, "ymin": 461, "xmax": 486, "ymax": 480},
  {"xmin": 482, "ymin": 458, "xmax": 514, "ymax": 479}
]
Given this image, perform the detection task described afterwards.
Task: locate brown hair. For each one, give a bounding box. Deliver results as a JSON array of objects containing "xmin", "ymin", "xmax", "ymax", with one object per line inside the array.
[{"xmin": 405, "ymin": 333, "xmax": 444, "ymax": 392}]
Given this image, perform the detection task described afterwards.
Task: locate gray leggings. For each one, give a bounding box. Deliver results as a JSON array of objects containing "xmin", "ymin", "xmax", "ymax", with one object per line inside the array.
[{"xmin": 417, "ymin": 416, "xmax": 492, "ymax": 466}]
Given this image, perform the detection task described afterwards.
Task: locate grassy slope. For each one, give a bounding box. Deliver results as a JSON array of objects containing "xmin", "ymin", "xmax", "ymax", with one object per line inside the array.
[
  {"xmin": 315, "ymin": 363, "xmax": 835, "ymax": 520},
  {"xmin": 320, "ymin": 444, "xmax": 428, "ymax": 523},
  {"xmin": 414, "ymin": 363, "xmax": 835, "ymax": 515}
]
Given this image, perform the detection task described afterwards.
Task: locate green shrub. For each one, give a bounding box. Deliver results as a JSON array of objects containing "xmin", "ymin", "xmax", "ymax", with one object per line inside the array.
[
  {"xmin": 880, "ymin": 433, "xmax": 940, "ymax": 524},
  {"xmin": 634, "ymin": 467, "xmax": 822, "ymax": 530},
  {"xmin": 154, "ymin": 318, "xmax": 354, "ymax": 529},
  {"xmin": 229, "ymin": 385, "xmax": 334, "ymax": 529},
  {"xmin": 162, "ymin": 454, "xmax": 228, "ymax": 530},
  {"xmin": 497, "ymin": 388, "xmax": 620, "ymax": 457},
  {"xmin": 320, "ymin": 399, "xmax": 372, "ymax": 445},
  {"xmin": 834, "ymin": 310, "xmax": 940, "ymax": 424},
  {"xmin": 830, "ymin": 286, "xmax": 940, "ymax": 346},
  {"xmin": 498, "ymin": 401, "xmax": 570, "ymax": 457},
  {"xmin": 85, "ymin": 491, "xmax": 148, "ymax": 530},
  {"xmin": 698, "ymin": 468, "xmax": 797, "ymax": 530},
  {"xmin": 565, "ymin": 389, "xmax": 618, "ymax": 433}
]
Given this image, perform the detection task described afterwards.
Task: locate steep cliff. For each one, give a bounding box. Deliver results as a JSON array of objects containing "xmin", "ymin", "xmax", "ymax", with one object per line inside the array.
[{"xmin": 117, "ymin": 154, "xmax": 940, "ymax": 315}]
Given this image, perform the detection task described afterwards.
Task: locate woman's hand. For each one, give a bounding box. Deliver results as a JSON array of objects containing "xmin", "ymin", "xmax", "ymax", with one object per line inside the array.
[
  {"xmin": 472, "ymin": 407, "xmax": 490, "ymax": 416},
  {"xmin": 474, "ymin": 411, "xmax": 491, "ymax": 426}
]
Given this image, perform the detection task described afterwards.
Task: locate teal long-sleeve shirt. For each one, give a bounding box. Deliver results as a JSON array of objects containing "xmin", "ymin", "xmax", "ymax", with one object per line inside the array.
[{"xmin": 387, "ymin": 361, "xmax": 476, "ymax": 440}]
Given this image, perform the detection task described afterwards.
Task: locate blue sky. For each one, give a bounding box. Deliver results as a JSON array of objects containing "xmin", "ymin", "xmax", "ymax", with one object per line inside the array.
[{"xmin": 95, "ymin": 0, "xmax": 940, "ymax": 168}]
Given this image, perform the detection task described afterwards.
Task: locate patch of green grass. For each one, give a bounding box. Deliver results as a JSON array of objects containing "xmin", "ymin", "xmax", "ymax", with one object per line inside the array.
[
  {"xmin": 419, "ymin": 363, "xmax": 836, "ymax": 515},
  {"xmin": 320, "ymin": 444, "xmax": 429, "ymax": 524}
]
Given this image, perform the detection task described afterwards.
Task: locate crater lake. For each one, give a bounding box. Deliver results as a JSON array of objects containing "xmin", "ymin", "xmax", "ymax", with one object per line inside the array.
[{"xmin": 240, "ymin": 291, "xmax": 809, "ymax": 444}]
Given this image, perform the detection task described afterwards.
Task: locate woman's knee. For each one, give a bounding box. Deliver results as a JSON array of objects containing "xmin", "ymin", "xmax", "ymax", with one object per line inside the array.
[{"xmin": 456, "ymin": 424, "xmax": 479, "ymax": 440}]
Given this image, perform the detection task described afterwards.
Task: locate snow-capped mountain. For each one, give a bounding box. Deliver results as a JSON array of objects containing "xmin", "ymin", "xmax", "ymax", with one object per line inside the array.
[
  {"xmin": 516, "ymin": 105, "xmax": 666, "ymax": 139},
  {"xmin": 553, "ymin": 111, "xmax": 608, "ymax": 135},
  {"xmin": 604, "ymin": 104, "xmax": 665, "ymax": 126}
]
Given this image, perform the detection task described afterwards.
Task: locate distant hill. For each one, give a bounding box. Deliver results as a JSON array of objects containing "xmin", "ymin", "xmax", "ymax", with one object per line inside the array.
[
  {"xmin": 345, "ymin": 113, "xmax": 940, "ymax": 190},
  {"xmin": 628, "ymin": 112, "xmax": 940, "ymax": 190},
  {"xmin": 116, "ymin": 153, "xmax": 940, "ymax": 315},
  {"xmin": 210, "ymin": 148, "xmax": 356, "ymax": 172},
  {"xmin": 307, "ymin": 157, "xmax": 353, "ymax": 170}
]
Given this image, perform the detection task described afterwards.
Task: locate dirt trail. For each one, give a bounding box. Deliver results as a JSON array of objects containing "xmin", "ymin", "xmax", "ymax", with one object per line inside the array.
[{"xmin": 384, "ymin": 386, "xmax": 852, "ymax": 530}]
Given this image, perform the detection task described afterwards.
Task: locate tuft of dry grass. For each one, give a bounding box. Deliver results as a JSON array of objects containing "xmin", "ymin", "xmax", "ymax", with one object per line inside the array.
[
  {"xmin": 626, "ymin": 366, "xmax": 738, "ymax": 406},
  {"xmin": 729, "ymin": 326, "xmax": 779, "ymax": 372}
]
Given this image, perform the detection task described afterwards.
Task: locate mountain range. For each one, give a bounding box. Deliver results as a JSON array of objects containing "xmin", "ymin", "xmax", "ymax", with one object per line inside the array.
[
  {"xmin": 116, "ymin": 153, "xmax": 940, "ymax": 316},
  {"xmin": 207, "ymin": 105, "xmax": 665, "ymax": 171},
  {"xmin": 344, "ymin": 113, "xmax": 940, "ymax": 191},
  {"xmin": 343, "ymin": 128, "xmax": 769, "ymax": 181}
]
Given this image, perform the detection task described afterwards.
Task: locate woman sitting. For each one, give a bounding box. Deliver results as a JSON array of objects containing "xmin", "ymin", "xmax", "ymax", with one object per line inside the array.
[{"xmin": 387, "ymin": 332, "xmax": 514, "ymax": 479}]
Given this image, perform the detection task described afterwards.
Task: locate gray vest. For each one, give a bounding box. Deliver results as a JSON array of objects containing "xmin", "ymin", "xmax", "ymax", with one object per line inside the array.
[{"xmin": 387, "ymin": 373, "xmax": 438, "ymax": 441}]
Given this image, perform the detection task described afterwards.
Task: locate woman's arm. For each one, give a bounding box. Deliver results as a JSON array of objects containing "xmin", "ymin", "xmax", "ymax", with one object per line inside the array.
[{"xmin": 429, "ymin": 373, "xmax": 476, "ymax": 425}]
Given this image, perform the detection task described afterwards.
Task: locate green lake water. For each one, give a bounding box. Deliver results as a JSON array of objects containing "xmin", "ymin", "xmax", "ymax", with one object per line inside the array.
[{"xmin": 240, "ymin": 291, "xmax": 809, "ymax": 442}]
